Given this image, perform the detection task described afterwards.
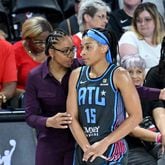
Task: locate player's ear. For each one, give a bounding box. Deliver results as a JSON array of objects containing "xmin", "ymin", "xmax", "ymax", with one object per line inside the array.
[{"xmin": 101, "ymin": 45, "xmax": 108, "ymax": 53}]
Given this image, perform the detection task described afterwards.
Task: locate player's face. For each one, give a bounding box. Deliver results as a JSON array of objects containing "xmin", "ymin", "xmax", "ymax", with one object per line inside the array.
[{"xmin": 80, "ymin": 36, "xmax": 105, "ymax": 66}]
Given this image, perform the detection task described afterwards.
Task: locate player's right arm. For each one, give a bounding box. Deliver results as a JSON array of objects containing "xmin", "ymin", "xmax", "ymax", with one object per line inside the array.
[{"xmin": 67, "ymin": 67, "xmax": 90, "ymax": 152}]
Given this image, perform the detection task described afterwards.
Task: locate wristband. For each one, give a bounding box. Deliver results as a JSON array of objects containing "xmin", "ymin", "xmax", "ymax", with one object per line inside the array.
[{"xmin": 155, "ymin": 133, "xmax": 162, "ymax": 143}]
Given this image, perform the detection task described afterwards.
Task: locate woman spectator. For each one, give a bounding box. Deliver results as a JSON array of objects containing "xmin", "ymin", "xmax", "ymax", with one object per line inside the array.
[
  {"xmin": 121, "ymin": 54, "xmax": 165, "ymax": 164},
  {"xmin": 13, "ymin": 16, "xmax": 53, "ymax": 93},
  {"xmin": 73, "ymin": 0, "xmax": 110, "ymax": 58},
  {"xmin": 119, "ymin": 2, "xmax": 165, "ymax": 72}
]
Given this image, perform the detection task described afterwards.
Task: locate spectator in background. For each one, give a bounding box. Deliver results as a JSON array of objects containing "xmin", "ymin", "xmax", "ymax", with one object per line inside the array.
[
  {"xmin": 58, "ymin": 0, "xmax": 80, "ymax": 35},
  {"xmin": 118, "ymin": 0, "xmax": 165, "ymax": 19},
  {"xmin": 73, "ymin": 0, "xmax": 110, "ymax": 58},
  {"xmin": 67, "ymin": 28, "xmax": 142, "ymax": 164},
  {"xmin": 119, "ymin": 2, "xmax": 165, "ymax": 72},
  {"xmin": 13, "ymin": 16, "xmax": 53, "ymax": 95},
  {"xmin": 120, "ymin": 54, "xmax": 165, "ymax": 101},
  {"xmin": 120, "ymin": 54, "xmax": 165, "ymax": 164},
  {"xmin": 144, "ymin": 36, "xmax": 165, "ymax": 112},
  {"xmin": 0, "ymin": 39, "xmax": 17, "ymax": 108},
  {"xmin": 144, "ymin": 35, "xmax": 165, "ymax": 107},
  {"xmin": 24, "ymin": 29, "xmax": 83, "ymax": 165},
  {"xmin": 107, "ymin": 0, "xmax": 142, "ymax": 41},
  {"xmin": 104, "ymin": 0, "xmax": 120, "ymax": 11},
  {"xmin": 144, "ymin": 36, "xmax": 165, "ymax": 165}
]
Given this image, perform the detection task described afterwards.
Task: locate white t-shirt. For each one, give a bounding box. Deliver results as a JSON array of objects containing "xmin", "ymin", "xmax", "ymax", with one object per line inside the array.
[{"xmin": 119, "ymin": 31, "xmax": 161, "ymax": 71}]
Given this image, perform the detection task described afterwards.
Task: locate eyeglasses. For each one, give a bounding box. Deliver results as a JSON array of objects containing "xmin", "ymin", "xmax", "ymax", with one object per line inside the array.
[
  {"xmin": 51, "ymin": 46, "xmax": 76, "ymax": 57},
  {"xmin": 31, "ymin": 39, "xmax": 46, "ymax": 46},
  {"xmin": 95, "ymin": 14, "xmax": 109, "ymax": 21},
  {"xmin": 136, "ymin": 17, "xmax": 153, "ymax": 24}
]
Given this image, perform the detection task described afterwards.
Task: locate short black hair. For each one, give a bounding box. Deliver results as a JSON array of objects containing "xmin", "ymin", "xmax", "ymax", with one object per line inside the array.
[{"xmin": 75, "ymin": 0, "xmax": 81, "ymax": 3}]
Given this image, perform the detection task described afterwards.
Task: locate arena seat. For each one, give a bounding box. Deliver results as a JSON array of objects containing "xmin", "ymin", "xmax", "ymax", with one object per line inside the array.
[
  {"xmin": 12, "ymin": 0, "xmax": 62, "ymax": 15},
  {"xmin": 11, "ymin": 0, "xmax": 64, "ymax": 41}
]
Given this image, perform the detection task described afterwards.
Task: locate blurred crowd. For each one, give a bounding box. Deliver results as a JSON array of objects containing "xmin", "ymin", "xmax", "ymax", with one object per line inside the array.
[{"xmin": 0, "ymin": 0, "xmax": 165, "ymax": 165}]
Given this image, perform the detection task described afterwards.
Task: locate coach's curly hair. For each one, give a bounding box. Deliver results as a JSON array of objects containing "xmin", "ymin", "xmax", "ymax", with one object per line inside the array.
[{"xmin": 45, "ymin": 29, "xmax": 67, "ymax": 56}]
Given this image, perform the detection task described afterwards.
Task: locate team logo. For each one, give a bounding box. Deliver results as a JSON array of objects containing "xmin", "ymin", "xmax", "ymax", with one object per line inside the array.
[
  {"xmin": 100, "ymin": 78, "xmax": 108, "ymax": 86},
  {"xmin": 120, "ymin": 19, "xmax": 128, "ymax": 24},
  {"xmin": 79, "ymin": 80, "xmax": 87, "ymax": 84},
  {"xmin": 0, "ymin": 139, "xmax": 16, "ymax": 165}
]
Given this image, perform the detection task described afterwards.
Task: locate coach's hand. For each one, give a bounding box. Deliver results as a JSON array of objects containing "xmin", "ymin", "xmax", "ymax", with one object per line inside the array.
[{"xmin": 46, "ymin": 112, "xmax": 72, "ymax": 129}]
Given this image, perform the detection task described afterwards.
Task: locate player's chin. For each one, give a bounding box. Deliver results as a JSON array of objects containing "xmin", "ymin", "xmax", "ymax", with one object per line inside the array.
[{"xmin": 82, "ymin": 58, "xmax": 89, "ymax": 65}]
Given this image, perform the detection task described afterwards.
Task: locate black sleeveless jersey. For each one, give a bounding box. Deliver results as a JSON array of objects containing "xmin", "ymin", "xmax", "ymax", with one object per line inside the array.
[{"xmin": 75, "ymin": 64, "xmax": 128, "ymax": 164}]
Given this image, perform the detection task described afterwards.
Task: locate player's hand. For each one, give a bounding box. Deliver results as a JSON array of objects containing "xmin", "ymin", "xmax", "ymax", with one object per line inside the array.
[{"xmin": 83, "ymin": 140, "xmax": 108, "ymax": 162}]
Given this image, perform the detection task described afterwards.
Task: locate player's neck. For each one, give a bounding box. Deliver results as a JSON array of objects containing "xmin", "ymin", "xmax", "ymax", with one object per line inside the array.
[{"xmin": 89, "ymin": 63, "xmax": 109, "ymax": 78}]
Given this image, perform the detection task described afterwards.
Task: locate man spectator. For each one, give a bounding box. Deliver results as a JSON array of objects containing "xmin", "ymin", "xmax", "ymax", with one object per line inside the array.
[
  {"xmin": 107, "ymin": 0, "xmax": 141, "ymax": 41},
  {"xmin": 58, "ymin": 0, "xmax": 80, "ymax": 35}
]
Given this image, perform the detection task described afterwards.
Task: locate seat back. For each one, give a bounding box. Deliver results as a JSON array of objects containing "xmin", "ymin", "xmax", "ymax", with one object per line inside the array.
[
  {"xmin": 57, "ymin": 0, "xmax": 75, "ymax": 18},
  {"xmin": 5, "ymin": 92, "xmax": 25, "ymax": 111},
  {"xmin": 11, "ymin": 0, "xmax": 64, "ymax": 41},
  {"xmin": 13, "ymin": 0, "xmax": 63, "ymax": 15}
]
